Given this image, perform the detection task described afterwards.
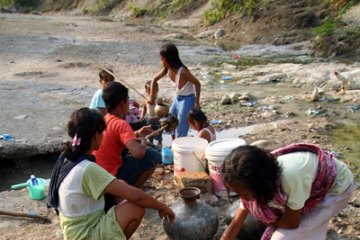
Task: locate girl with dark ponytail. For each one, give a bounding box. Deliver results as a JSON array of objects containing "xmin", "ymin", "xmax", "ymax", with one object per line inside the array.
[
  {"xmin": 48, "ymin": 108, "xmax": 175, "ymax": 240},
  {"xmin": 63, "ymin": 107, "xmax": 106, "ymax": 161}
]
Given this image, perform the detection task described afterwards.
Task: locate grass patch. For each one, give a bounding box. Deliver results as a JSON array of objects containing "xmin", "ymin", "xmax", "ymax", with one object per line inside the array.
[
  {"xmin": 83, "ymin": 0, "xmax": 114, "ymax": 15},
  {"xmin": 314, "ymin": 0, "xmax": 360, "ymax": 36},
  {"xmin": 203, "ymin": 0, "xmax": 270, "ymax": 26},
  {"xmin": 129, "ymin": 4, "xmax": 147, "ymax": 17},
  {"xmin": 126, "ymin": 0, "xmax": 196, "ymax": 19},
  {"xmin": 169, "ymin": 0, "xmax": 192, "ymax": 11},
  {"xmin": 0, "ymin": 0, "xmax": 13, "ymax": 8},
  {"xmin": 1, "ymin": 0, "xmax": 40, "ymax": 9},
  {"xmin": 314, "ymin": 17, "xmax": 338, "ymax": 36}
]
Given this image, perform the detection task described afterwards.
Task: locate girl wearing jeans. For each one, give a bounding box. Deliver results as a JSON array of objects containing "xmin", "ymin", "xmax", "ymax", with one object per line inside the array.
[{"xmin": 148, "ymin": 43, "xmax": 201, "ymax": 138}]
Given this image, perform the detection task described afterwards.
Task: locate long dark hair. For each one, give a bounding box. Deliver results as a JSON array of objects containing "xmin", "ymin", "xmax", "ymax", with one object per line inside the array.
[
  {"xmin": 221, "ymin": 145, "xmax": 281, "ymax": 205},
  {"xmin": 160, "ymin": 43, "xmax": 186, "ymax": 73},
  {"xmin": 64, "ymin": 108, "xmax": 106, "ymax": 161},
  {"xmin": 187, "ymin": 108, "xmax": 209, "ymax": 130}
]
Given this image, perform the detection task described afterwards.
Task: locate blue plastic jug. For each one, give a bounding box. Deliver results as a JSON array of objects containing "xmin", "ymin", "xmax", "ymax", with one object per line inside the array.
[{"xmin": 162, "ymin": 147, "xmax": 173, "ymax": 165}]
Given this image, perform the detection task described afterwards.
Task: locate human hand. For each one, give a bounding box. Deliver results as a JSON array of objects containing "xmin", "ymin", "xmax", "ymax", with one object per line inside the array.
[
  {"xmin": 138, "ymin": 125, "xmax": 153, "ymax": 137},
  {"xmin": 159, "ymin": 206, "xmax": 175, "ymax": 224},
  {"xmin": 194, "ymin": 102, "xmax": 201, "ymax": 109}
]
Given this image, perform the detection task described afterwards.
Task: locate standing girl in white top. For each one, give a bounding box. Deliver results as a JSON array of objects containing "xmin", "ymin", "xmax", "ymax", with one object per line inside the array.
[
  {"xmin": 148, "ymin": 43, "xmax": 201, "ymax": 138},
  {"xmin": 188, "ymin": 108, "xmax": 216, "ymax": 143}
]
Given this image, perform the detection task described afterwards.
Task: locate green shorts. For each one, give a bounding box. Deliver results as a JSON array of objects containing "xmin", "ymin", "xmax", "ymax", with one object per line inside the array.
[{"xmin": 89, "ymin": 206, "xmax": 126, "ymax": 240}]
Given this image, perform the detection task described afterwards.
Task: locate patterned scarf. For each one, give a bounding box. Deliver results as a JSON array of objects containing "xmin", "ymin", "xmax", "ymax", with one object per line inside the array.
[{"xmin": 241, "ymin": 143, "xmax": 337, "ymax": 240}]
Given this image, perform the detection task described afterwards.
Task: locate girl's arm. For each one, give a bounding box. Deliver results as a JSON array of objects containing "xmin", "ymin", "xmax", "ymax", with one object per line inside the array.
[
  {"xmin": 149, "ymin": 68, "xmax": 166, "ymax": 104},
  {"xmin": 182, "ymin": 69, "xmax": 201, "ymax": 108},
  {"xmin": 140, "ymin": 102, "xmax": 147, "ymax": 121},
  {"xmin": 221, "ymin": 207, "xmax": 249, "ymax": 240},
  {"xmin": 105, "ymin": 179, "xmax": 175, "ymax": 222},
  {"xmin": 272, "ymin": 206, "xmax": 301, "ymax": 229}
]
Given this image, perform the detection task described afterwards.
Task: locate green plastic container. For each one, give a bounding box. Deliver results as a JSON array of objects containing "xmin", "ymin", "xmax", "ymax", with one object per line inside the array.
[{"xmin": 11, "ymin": 178, "xmax": 46, "ymax": 200}]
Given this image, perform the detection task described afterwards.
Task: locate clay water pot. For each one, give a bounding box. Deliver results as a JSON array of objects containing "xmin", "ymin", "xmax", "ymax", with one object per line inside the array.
[
  {"xmin": 163, "ymin": 187, "xmax": 219, "ymax": 240},
  {"xmin": 155, "ymin": 104, "xmax": 169, "ymax": 118},
  {"xmin": 226, "ymin": 199, "xmax": 266, "ymax": 240}
]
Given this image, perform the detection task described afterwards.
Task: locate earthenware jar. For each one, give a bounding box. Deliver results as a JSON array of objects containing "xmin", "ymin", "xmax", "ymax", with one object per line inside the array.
[
  {"xmin": 155, "ymin": 103, "xmax": 169, "ymax": 118},
  {"xmin": 163, "ymin": 187, "xmax": 219, "ymax": 240},
  {"xmin": 226, "ymin": 199, "xmax": 266, "ymax": 240}
]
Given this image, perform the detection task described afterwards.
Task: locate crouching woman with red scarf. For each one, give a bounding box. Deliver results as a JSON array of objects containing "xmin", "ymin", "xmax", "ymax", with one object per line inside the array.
[{"xmin": 220, "ymin": 143, "xmax": 354, "ymax": 240}]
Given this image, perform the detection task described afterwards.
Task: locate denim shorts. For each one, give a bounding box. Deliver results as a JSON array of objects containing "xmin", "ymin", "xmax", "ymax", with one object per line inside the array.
[{"xmin": 116, "ymin": 147, "xmax": 161, "ymax": 185}]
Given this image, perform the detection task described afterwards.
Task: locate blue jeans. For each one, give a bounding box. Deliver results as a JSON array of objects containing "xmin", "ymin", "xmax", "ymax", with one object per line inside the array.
[
  {"xmin": 117, "ymin": 147, "xmax": 161, "ymax": 185},
  {"xmin": 170, "ymin": 94, "xmax": 195, "ymax": 137}
]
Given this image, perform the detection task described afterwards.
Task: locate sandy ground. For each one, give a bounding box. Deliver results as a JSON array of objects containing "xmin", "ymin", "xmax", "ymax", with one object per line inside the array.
[{"xmin": 0, "ymin": 13, "xmax": 359, "ymax": 240}]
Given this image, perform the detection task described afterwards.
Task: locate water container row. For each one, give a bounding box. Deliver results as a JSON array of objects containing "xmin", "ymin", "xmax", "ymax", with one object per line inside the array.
[{"xmin": 164, "ymin": 137, "xmax": 246, "ymax": 197}]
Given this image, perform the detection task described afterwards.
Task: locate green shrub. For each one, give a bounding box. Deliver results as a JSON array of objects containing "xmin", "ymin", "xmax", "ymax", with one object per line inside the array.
[
  {"xmin": 1, "ymin": 0, "xmax": 40, "ymax": 8},
  {"xmin": 83, "ymin": 0, "xmax": 113, "ymax": 14},
  {"xmin": 170, "ymin": 0, "xmax": 191, "ymax": 11},
  {"xmin": 315, "ymin": 17, "xmax": 336, "ymax": 36},
  {"xmin": 129, "ymin": 5, "xmax": 147, "ymax": 17},
  {"xmin": 204, "ymin": 9, "xmax": 224, "ymax": 26},
  {"xmin": 203, "ymin": 0, "xmax": 264, "ymax": 26},
  {"xmin": 243, "ymin": 0, "xmax": 258, "ymax": 16},
  {"xmin": 0, "ymin": 0, "xmax": 13, "ymax": 8}
]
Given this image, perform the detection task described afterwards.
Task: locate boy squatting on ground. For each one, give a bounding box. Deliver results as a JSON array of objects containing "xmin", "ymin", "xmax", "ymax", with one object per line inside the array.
[
  {"xmin": 93, "ymin": 81, "xmax": 162, "ymax": 210},
  {"xmin": 140, "ymin": 80, "xmax": 162, "ymax": 146},
  {"xmin": 89, "ymin": 69, "xmax": 114, "ymax": 116},
  {"xmin": 48, "ymin": 108, "xmax": 175, "ymax": 240}
]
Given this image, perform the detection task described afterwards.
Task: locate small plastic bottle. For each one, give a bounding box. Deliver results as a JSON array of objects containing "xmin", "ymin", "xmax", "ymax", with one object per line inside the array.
[{"xmin": 30, "ymin": 174, "xmax": 38, "ymax": 185}]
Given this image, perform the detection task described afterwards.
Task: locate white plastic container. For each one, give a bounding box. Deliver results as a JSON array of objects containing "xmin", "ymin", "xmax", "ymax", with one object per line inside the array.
[
  {"xmin": 205, "ymin": 138, "xmax": 247, "ymax": 197},
  {"xmin": 172, "ymin": 137, "xmax": 208, "ymax": 175}
]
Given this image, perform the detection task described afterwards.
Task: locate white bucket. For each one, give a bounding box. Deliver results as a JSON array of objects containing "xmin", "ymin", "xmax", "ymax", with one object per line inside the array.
[
  {"xmin": 172, "ymin": 137, "xmax": 208, "ymax": 175},
  {"xmin": 205, "ymin": 138, "xmax": 247, "ymax": 197}
]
